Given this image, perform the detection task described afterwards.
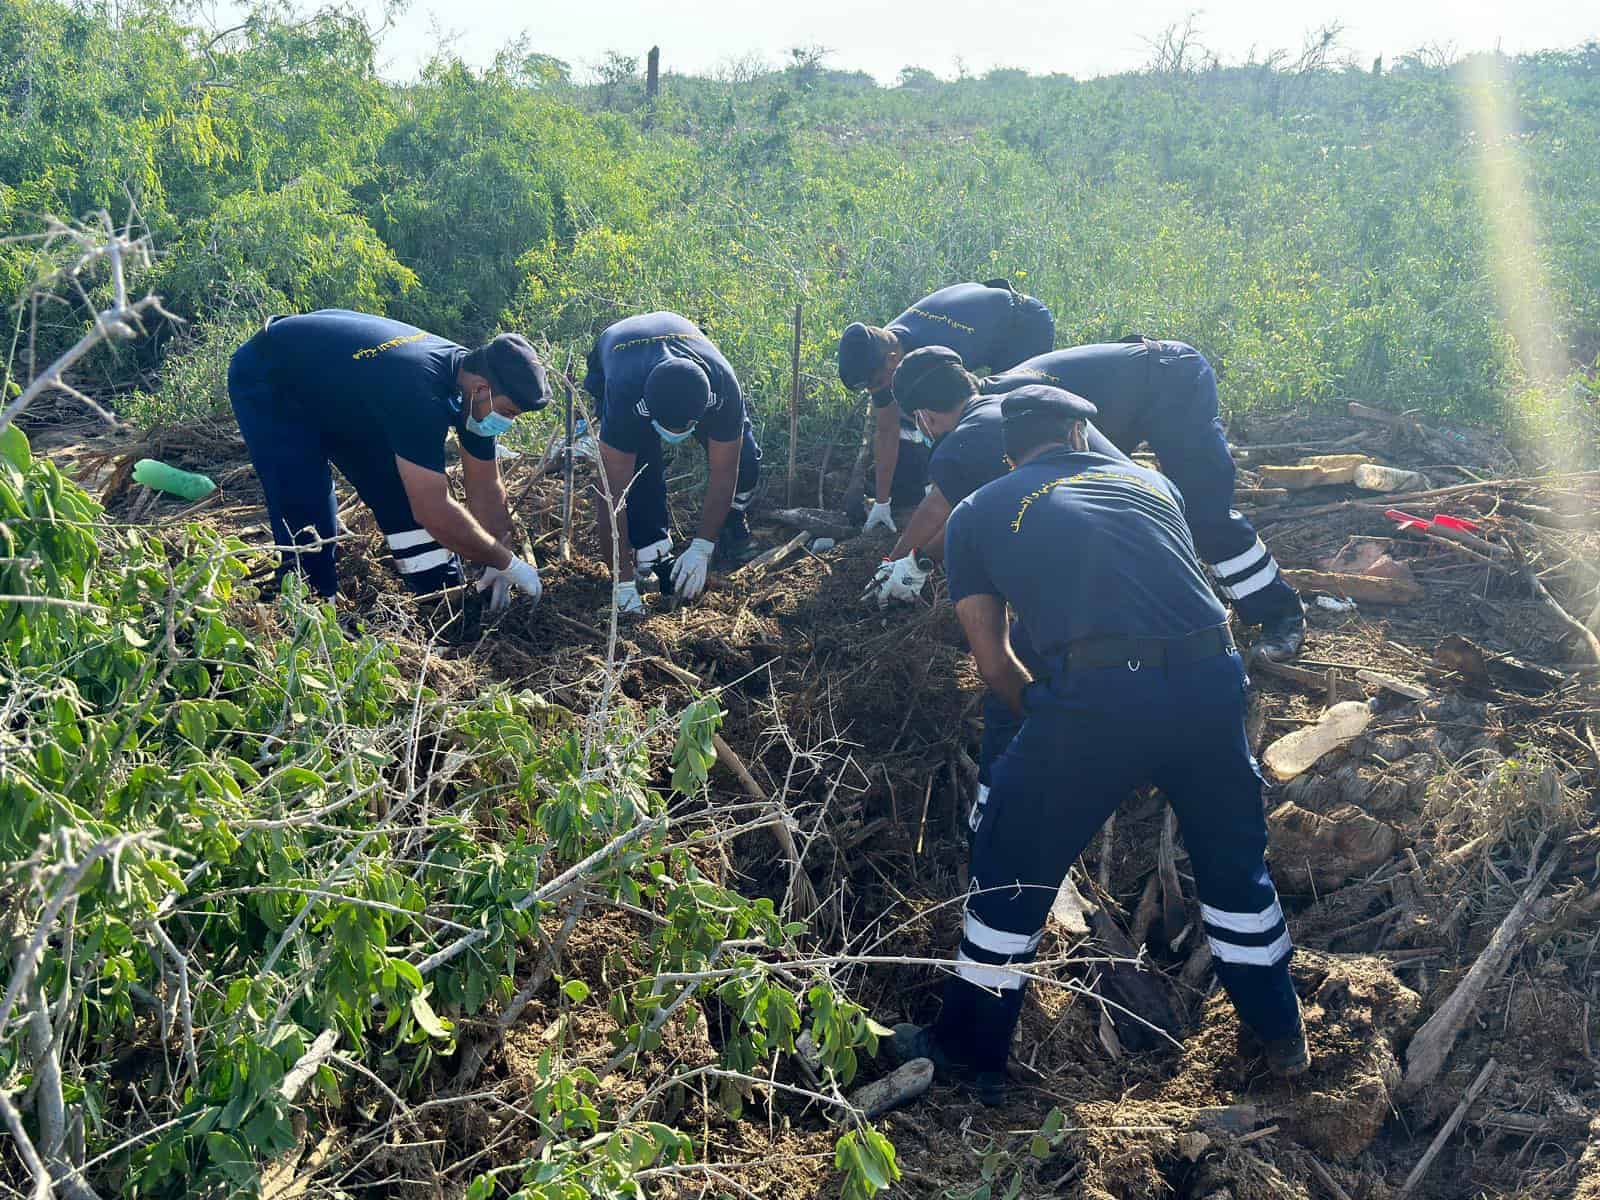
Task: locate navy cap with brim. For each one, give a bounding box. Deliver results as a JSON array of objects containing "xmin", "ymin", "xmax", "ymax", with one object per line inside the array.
[
  {"xmin": 838, "ymin": 322, "xmax": 894, "ymax": 389},
  {"xmin": 1001, "ymin": 384, "xmax": 1098, "ymax": 458},
  {"xmin": 644, "ymin": 357, "xmax": 711, "ymax": 430},
  {"xmin": 892, "ymin": 345, "xmax": 970, "ymax": 412},
  {"xmin": 483, "ymin": 333, "xmax": 551, "ymax": 412}
]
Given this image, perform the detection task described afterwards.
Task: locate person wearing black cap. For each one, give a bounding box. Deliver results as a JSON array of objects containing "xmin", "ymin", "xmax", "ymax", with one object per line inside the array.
[
  {"xmin": 980, "ymin": 339, "xmax": 1305, "ymax": 660},
  {"xmin": 584, "ymin": 312, "xmax": 762, "ymax": 613},
  {"xmin": 862, "ymin": 345, "xmax": 1128, "ymax": 610},
  {"xmin": 838, "ymin": 280, "xmax": 1054, "ymax": 533},
  {"xmin": 228, "ymin": 309, "xmax": 549, "ymax": 605},
  {"xmin": 889, "ymin": 384, "xmax": 1308, "ymax": 1105}
]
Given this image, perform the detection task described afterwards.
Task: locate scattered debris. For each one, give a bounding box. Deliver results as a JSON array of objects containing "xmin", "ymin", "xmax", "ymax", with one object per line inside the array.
[
  {"xmin": 1281, "ymin": 568, "xmax": 1422, "ymax": 604},
  {"xmin": 1262, "ymin": 700, "xmax": 1376, "ymax": 781},
  {"xmin": 1258, "ymin": 453, "xmax": 1370, "ymax": 489}
]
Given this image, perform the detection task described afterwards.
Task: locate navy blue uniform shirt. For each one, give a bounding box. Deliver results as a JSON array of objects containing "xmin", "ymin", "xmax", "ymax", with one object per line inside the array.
[
  {"xmin": 585, "ymin": 312, "xmax": 746, "ymax": 455},
  {"xmin": 929, "ymin": 397, "xmax": 1132, "ymax": 505},
  {"xmin": 260, "ymin": 309, "xmax": 491, "ymax": 472},
  {"xmin": 872, "ymin": 283, "xmax": 1022, "ymax": 410},
  {"xmin": 945, "ymin": 448, "xmax": 1226, "ymax": 651},
  {"xmin": 981, "ymin": 342, "xmax": 1170, "ymax": 450}
]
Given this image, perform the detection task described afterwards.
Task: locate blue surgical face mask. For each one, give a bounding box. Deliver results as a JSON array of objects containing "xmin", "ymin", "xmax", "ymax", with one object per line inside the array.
[
  {"xmin": 652, "ymin": 419, "xmax": 697, "ymax": 445},
  {"xmin": 467, "ymin": 392, "xmax": 515, "ymax": 438}
]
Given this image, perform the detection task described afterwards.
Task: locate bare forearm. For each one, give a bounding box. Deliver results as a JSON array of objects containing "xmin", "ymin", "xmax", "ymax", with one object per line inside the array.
[
  {"xmin": 594, "ymin": 492, "xmax": 635, "ymax": 582},
  {"xmin": 873, "ymin": 420, "xmax": 900, "ymax": 504},
  {"xmin": 423, "ymin": 498, "xmax": 512, "ymax": 568},
  {"xmin": 888, "ymin": 490, "xmax": 952, "ymax": 561},
  {"xmin": 697, "ymin": 467, "xmax": 736, "ymax": 543},
  {"xmin": 467, "ymin": 481, "xmax": 512, "ymax": 549},
  {"xmin": 983, "ymin": 652, "xmax": 1032, "ymax": 719}
]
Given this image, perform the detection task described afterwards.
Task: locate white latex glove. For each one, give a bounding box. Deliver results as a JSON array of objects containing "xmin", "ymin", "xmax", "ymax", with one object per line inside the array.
[
  {"xmin": 477, "ymin": 554, "xmax": 542, "ymax": 612},
  {"xmin": 877, "ymin": 553, "xmax": 929, "ymax": 608},
  {"xmin": 863, "ymin": 500, "xmax": 897, "ymax": 534},
  {"xmin": 861, "ymin": 557, "xmax": 895, "ymax": 605},
  {"xmin": 670, "ymin": 538, "xmax": 716, "ymax": 602},
  {"xmin": 636, "ymin": 537, "xmax": 672, "ymax": 571},
  {"xmin": 613, "ymin": 579, "xmax": 645, "ymax": 615}
]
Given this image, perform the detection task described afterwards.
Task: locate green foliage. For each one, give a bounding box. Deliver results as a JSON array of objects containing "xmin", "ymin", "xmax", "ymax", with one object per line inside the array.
[{"xmin": 1, "ymin": 426, "xmax": 886, "ymax": 1198}]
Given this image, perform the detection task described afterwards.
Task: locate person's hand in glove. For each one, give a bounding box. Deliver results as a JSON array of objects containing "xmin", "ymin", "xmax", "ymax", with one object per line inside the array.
[
  {"xmin": 874, "ymin": 552, "xmax": 930, "ymax": 608},
  {"xmin": 613, "ymin": 578, "xmax": 645, "ymax": 615},
  {"xmin": 477, "ymin": 554, "xmax": 542, "ymax": 613},
  {"xmin": 863, "ymin": 499, "xmax": 897, "ymax": 534},
  {"xmin": 669, "ymin": 538, "xmax": 716, "ymax": 601}
]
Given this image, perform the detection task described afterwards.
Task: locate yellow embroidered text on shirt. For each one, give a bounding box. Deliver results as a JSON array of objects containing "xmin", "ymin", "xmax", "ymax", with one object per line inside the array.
[
  {"xmin": 1010, "ymin": 469, "xmax": 1175, "ymax": 533},
  {"xmin": 351, "ymin": 331, "xmax": 428, "ymax": 361}
]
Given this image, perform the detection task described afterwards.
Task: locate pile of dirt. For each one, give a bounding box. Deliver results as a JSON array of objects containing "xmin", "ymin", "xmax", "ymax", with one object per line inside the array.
[{"xmin": 51, "ymin": 398, "xmax": 1600, "ymax": 1198}]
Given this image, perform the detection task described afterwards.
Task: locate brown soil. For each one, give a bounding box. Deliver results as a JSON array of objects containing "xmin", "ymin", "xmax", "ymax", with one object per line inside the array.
[{"xmin": 45, "ymin": 401, "xmax": 1600, "ymax": 1200}]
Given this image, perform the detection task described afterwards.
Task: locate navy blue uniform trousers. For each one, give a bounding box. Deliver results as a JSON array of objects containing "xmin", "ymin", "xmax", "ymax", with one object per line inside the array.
[
  {"xmin": 228, "ymin": 332, "xmax": 464, "ymax": 596},
  {"xmin": 941, "ymin": 650, "xmax": 1301, "ymax": 1072},
  {"xmin": 1142, "ymin": 349, "xmax": 1300, "ymax": 628},
  {"xmin": 624, "ymin": 424, "xmax": 762, "ymax": 551}
]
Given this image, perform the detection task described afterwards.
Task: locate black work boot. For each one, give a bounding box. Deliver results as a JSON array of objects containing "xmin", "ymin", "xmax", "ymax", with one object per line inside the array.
[
  {"xmin": 716, "ymin": 512, "xmax": 758, "ymax": 566},
  {"xmin": 1264, "ymin": 1026, "xmax": 1311, "ymax": 1078},
  {"xmin": 1255, "ymin": 600, "xmax": 1307, "ymax": 663},
  {"xmin": 889, "ymin": 1023, "xmax": 1008, "ymax": 1107}
]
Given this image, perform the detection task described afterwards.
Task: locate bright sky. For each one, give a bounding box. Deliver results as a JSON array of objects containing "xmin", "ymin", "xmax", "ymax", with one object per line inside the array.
[{"xmin": 334, "ymin": 0, "xmax": 1600, "ymax": 83}]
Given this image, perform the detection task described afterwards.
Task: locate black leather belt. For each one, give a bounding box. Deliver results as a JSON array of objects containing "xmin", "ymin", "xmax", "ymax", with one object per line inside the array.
[{"xmin": 1055, "ymin": 624, "xmax": 1234, "ymax": 674}]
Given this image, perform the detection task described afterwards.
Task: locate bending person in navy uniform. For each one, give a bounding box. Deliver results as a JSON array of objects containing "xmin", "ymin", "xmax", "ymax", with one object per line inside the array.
[
  {"xmin": 837, "ymin": 280, "xmax": 1054, "ymax": 533},
  {"xmin": 584, "ymin": 312, "xmax": 761, "ymax": 614},
  {"xmin": 982, "ymin": 339, "xmax": 1305, "ymax": 660},
  {"xmin": 228, "ymin": 310, "xmax": 549, "ymax": 606},
  {"xmin": 861, "ymin": 346, "xmax": 1128, "ymax": 610},
  {"xmin": 890, "ymin": 385, "xmax": 1308, "ymax": 1106},
  {"xmin": 860, "ymin": 347, "xmax": 1129, "ymax": 830}
]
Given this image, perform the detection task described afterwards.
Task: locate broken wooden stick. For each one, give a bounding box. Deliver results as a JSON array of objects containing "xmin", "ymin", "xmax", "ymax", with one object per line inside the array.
[
  {"xmin": 1281, "ymin": 568, "xmax": 1423, "ymax": 605},
  {"xmin": 737, "ymin": 529, "xmax": 810, "ymax": 574},
  {"xmin": 1397, "ymin": 1058, "xmax": 1498, "ymax": 1197},
  {"xmin": 1400, "ymin": 856, "xmax": 1558, "ymax": 1097},
  {"xmin": 712, "ymin": 733, "xmax": 820, "ymax": 914}
]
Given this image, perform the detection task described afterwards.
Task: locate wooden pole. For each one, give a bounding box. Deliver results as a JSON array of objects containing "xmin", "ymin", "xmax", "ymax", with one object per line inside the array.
[
  {"xmin": 645, "ymin": 45, "xmax": 660, "ymax": 119},
  {"xmin": 787, "ymin": 299, "xmax": 801, "ymax": 506},
  {"xmin": 560, "ymin": 378, "xmax": 575, "ymax": 562}
]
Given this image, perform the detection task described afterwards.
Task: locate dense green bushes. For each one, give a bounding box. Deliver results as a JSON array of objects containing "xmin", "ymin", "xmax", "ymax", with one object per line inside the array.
[{"xmin": 2, "ymin": 3, "xmax": 1597, "ymax": 446}]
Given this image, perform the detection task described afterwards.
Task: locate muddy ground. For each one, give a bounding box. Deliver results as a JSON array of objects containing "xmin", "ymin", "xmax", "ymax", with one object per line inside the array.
[{"xmin": 36, "ymin": 399, "xmax": 1600, "ymax": 1200}]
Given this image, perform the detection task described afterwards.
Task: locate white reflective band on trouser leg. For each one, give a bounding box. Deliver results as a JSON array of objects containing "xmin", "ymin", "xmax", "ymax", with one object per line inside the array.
[
  {"xmin": 395, "ymin": 547, "xmax": 454, "ymax": 575},
  {"xmin": 963, "ymin": 912, "xmax": 1042, "ymax": 956},
  {"xmin": 955, "ymin": 951, "xmax": 1025, "ymax": 990},
  {"xmin": 1210, "ymin": 539, "xmax": 1269, "ymax": 579},
  {"xmin": 1220, "ymin": 561, "xmax": 1279, "ymax": 600},
  {"xmin": 1207, "ymin": 929, "xmax": 1293, "ymax": 966},
  {"xmin": 1201, "ymin": 900, "xmax": 1286, "ymax": 934},
  {"xmin": 968, "ymin": 783, "xmax": 989, "ymax": 832},
  {"xmin": 387, "ymin": 528, "xmax": 434, "ymax": 551}
]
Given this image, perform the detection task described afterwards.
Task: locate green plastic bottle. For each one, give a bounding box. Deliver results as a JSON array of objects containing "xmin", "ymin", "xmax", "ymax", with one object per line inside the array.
[{"xmin": 132, "ymin": 458, "xmax": 216, "ymax": 501}]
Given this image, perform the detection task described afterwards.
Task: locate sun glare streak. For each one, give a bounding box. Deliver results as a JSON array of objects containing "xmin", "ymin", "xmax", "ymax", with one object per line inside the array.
[{"xmin": 1460, "ymin": 52, "xmax": 1578, "ymax": 471}]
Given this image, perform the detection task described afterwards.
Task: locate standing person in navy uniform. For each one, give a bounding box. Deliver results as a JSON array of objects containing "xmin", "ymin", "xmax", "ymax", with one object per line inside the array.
[
  {"xmin": 981, "ymin": 338, "xmax": 1305, "ymax": 660},
  {"xmin": 227, "ymin": 309, "xmax": 549, "ymax": 607},
  {"xmin": 584, "ymin": 312, "xmax": 762, "ymax": 615},
  {"xmin": 890, "ymin": 385, "xmax": 1308, "ymax": 1105},
  {"xmin": 838, "ymin": 281, "xmax": 1054, "ymax": 533}
]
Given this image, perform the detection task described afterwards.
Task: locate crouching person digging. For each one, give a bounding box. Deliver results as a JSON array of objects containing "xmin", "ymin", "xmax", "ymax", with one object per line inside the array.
[
  {"xmin": 584, "ymin": 312, "xmax": 762, "ymax": 615},
  {"xmin": 891, "ymin": 385, "xmax": 1308, "ymax": 1106}
]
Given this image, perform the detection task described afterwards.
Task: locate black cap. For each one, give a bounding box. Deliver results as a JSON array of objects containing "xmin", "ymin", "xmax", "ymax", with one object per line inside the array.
[
  {"xmin": 892, "ymin": 345, "xmax": 974, "ymax": 413},
  {"xmin": 1000, "ymin": 384, "xmax": 1098, "ymax": 460},
  {"xmin": 837, "ymin": 322, "xmax": 895, "ymax": 389},
  {"xmin": 479, "ymin": 333, "xmax": 550, "ymax": 412},
  {"xmin": 643, "ymin": 356, "xmax": 711, "ymax": 430}
]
